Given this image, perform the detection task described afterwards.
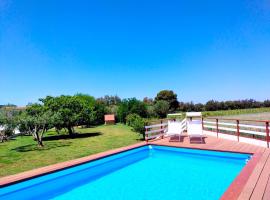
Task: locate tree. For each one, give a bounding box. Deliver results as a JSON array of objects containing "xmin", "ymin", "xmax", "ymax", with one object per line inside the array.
[
  {"xmin": 205, "ymin": 100, "xmax": 219, "ymax": 111},
  {"xmin": 0, "ymin": 110, "xmax": 18, "ymax": 142},
  {"xmin": 143, "ymin": 97, "xmax": 153, "ymax": 105},
  {"xmin": 264, "ymin": 100, "xmax": 270, "ymax": 107},
  {"xmin": 117, "ymin": 98, "xmax": 147, "ymax": 123},
  {"xmin": 19, "ymin": 104, "xmax": 53, "ymax": 146},
  {"xmin": 146, "ymin": 105, "xmax": 155, "ymax": 118},
  {"xmin": 154, "ymin": 90, "xmax": 179, "ymax": 111},
  {"xmin": 153, "ymin": 100, "xmax": 170, "ymax": 118},
  {"xmin": 75, "ymin": 93, "xmax": 96, "ymax": 107},
  {"xmin": 41, "ymin": 95, "xmax": 95, "ymax": 135},
  {"xmin": 92, "ymin": 101, "xmax": 108, "ymax": 125}
]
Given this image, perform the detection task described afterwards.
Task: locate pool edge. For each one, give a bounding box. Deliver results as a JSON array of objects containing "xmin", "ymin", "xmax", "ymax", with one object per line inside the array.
[
  {"xmin": 0, "ymin": 142, "xmax": 147, "ymax": 187},
  {"xmin": 0, "ymin": 141, "xmax": 260, "ymax": 200}
]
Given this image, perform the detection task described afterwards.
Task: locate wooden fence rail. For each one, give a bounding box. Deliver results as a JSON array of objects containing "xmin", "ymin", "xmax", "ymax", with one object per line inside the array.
[{"xmin": 202, "ymin": 118, "xmax": 270, "ymax": 148}]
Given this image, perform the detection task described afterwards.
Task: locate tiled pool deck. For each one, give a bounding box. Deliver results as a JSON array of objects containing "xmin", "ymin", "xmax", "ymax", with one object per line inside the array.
[{"xmin": 0, "ymin": 135, "xmax": 269, "ymax": 200}]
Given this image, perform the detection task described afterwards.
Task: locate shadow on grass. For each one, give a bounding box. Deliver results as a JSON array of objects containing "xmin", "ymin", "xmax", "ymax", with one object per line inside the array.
[
  {"xmin": 11, "ymin": 141, "xmax": 72, "ymax": 152},
  {"xmin": 43, "ymin": 132, "xmax": 102, "ymax": 141}
]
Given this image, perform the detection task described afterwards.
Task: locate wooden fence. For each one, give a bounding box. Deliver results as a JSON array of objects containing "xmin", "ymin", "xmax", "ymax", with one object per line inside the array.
[{"xmin": 203, "ymin": 118, "xmax": 270, "ymax": 148}]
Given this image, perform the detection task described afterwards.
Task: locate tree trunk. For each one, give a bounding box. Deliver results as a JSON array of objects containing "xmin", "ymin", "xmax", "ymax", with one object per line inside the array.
[
  {"xmin": 41, "ymin": 126, "xmax": 46, "ymax": 139},
  {"xmin": 37, "ymin": 137, "xmax": 43, "ymax": 147},
  {"xmin": 67, "ymin": 126, "xmax": 74, "ymax": 136},
  {"xmin": 33, "ymin": 126, "xmax": 43, "ymax": 147}
]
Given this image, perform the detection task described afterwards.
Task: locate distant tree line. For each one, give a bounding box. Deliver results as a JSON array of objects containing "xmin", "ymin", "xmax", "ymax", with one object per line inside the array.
[
  {"xmin": 1, "ymin": 90, "xmax": 270, "ymax": 145},
  {"xmin": 178, "ymin": 99, "xmax": 270, "ymax": 112}
]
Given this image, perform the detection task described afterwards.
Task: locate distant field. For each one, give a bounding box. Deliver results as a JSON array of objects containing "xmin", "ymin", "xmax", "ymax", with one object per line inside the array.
[
  {"xmin": 203, "ymin": 108, "xmax": 270, "ymax": 127},
  {"xmin": 217, "ymin": 112, "xmax": 270, "ymax": 121},
  {"xmin": 203, "ymin": 107, "xmax": 270, "ymax": 120}
]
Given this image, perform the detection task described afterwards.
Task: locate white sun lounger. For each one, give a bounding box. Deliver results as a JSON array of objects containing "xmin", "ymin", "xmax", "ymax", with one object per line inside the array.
[
  {"xmin": 165, "ymin": 120, "xmax": 183, "ymax": 141},
  {"xmin": 187, "ymin": 120, "xmax": 203, "ymax": 143}
]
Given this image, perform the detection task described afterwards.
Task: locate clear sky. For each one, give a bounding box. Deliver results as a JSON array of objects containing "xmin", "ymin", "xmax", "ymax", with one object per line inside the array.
[{"xmin": 1, "ymin": 0, "xmax": 270, "ymax": 106}]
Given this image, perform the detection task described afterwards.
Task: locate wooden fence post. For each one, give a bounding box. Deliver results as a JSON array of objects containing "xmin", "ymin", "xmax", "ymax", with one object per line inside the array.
[
  {"xmin": 145, "ymin": 127, "xmax": 148, "ymax": 142},
  {"xmin": 161, "ymin": 120, "xmax": 163, "ymax": 139},
  {"xmin": 266, "ymin": 122, "xmax": 269, "ymax": 148},
  {"xmin": 236, "ymin": 120, "xmax": 240, "ymax": 142},
  {"xmin": 202, "ymin": 117, "xmax": 204, "ymax": 130},
  {"xmin": 216, "ymin": 119, "xmax": 219, "ymax": 138}
]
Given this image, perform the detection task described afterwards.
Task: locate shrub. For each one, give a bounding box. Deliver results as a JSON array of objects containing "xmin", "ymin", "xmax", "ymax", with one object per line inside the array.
[{"xmin": 126, "ymin": 114, "xmax": 147, "ymax": 136}]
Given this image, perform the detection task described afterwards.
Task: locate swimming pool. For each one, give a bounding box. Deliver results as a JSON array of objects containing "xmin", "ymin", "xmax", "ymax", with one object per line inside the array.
[{"xmin": 0, "ymin": 145, "xmax": 251, "ymax": 200}]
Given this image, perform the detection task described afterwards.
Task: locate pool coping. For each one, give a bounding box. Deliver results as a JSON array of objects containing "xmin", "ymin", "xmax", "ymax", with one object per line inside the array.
[
  {"xmin": 0, "ymin": 141, "xmax": 260, "ymax": 200},
  {"xmin": 0, "ymin": 142, "xmax": 147, "ymax": 187}
]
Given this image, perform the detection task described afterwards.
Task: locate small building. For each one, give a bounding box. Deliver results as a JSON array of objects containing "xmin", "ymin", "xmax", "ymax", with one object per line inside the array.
[{"xmin": 104, "ymin": 114, "xmax": 115, "ymax": 125}]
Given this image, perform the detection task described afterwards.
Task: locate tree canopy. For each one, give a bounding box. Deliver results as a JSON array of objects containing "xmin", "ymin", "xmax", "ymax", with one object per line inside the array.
[
  {"xmin": 154, "ymin": 90, "xmax": 179, "ymax": 111},
  {"xmin": 117, "ymin": 98, "xmax": 147, "ymax": 123},
  {"xmin": 15, "ymin": 95, "xmax": 107, "ymax": 146}
]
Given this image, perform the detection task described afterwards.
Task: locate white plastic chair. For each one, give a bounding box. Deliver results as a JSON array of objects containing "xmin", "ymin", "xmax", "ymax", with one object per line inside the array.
[
  {"xmin": 187, "ymin": 120, "xmax": 203, "ymax": 143},
  {"xmin": 165, "ymin": 120, "xmax": 183, "ymax": 141}
]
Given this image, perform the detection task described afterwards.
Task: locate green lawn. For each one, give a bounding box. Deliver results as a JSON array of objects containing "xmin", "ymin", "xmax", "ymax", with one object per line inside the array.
[{"xmin": 0, "ymin": 124, "xmax": 142, "ymax": 177}]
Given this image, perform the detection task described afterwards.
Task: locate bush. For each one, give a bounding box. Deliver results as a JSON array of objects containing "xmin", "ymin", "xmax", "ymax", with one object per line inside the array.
[{"xmin": 126, "ymin": 114, "xmax": 147, "ymax": 135}]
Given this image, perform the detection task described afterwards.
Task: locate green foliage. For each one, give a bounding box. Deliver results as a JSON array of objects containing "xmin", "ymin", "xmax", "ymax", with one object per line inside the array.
[
  {"xmin": 41, "ymin": 95, "xmax": 96, "ymax": 134},
  {"xmin": 17, "ymin": 94, "xmax": 107, "ymax": 146},
  {"xmin": 0, "ymin": 110, "xmax": 19, "ymax": 142},
  {"xmin": 117, "ymin": 98, "xmax": 147, "ymax": 123},
  {"xmin": 18, "ymin": 104, "xmax": 53, "ymax": 146},
  {"xmin": 154, "ymin": 90, "xmax": 178, "ymax": 111},
  {"xmin": 126, "ymin": 113, "xmax": 139, "ymax": 126},
  {"xmin": 154, "ymin": 100, "xmax": 170, "ymax": 118},
  {"xmin": 126, "ymin": 113, "xmax": 147, "ymax": 135},
  {"xmin": 75, "ymin": 93, "xmax": 96, "ymax": 107},
  {"xmin": 146, "ymin": 105, "xmax": 155, "ymax": 118},
  {"xmin": 92, "ymin": 102, "xmax": 108, "ymax": 125}
]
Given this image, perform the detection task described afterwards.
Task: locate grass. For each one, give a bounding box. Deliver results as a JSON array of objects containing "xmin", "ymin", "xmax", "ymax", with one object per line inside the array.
[
  {"xmin": 203, "ymin": 107, "xmax": 270, "ymax": 118},
  {"xmin": 0, "ymin": 124, "xmax": 142, "ymax": 177}
]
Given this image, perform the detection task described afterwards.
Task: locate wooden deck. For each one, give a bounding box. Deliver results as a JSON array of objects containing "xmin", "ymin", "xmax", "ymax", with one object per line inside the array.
[{"xmin": 149, "ymin": 134, "xmax": 270, "ymax": 200}]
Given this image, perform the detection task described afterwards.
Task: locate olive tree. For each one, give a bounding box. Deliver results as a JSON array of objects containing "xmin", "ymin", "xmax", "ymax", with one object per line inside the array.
[
  {"xmin": 0, "ymin": 110, "xmax": 19, "ymax": 142},
  {"xmin": 19, "ymin": 104, "xmax": 53, "ymax": 146}
]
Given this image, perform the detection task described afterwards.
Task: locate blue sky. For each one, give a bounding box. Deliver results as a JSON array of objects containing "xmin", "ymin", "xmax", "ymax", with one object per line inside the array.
[{"xmin": 1, "ymin": 0, "xmax": 270, "ymax": 105}]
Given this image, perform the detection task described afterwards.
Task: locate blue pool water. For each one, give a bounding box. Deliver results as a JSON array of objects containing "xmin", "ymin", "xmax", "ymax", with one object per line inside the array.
[{"xmin": 0, "ymin": 145, "xmax": 250, "ymax": 200}]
